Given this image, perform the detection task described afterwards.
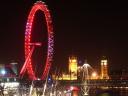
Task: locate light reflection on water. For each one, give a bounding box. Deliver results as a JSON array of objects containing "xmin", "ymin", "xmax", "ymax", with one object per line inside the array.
[
  {"xmin": 97, "ymin": 93, "xmax": 110, "ymax": 96},
  {"xmin": 72, "ymin": 87, "xmax": 128, "ymax": 96},
  {"xmin": 88, "ymin": 87, "xmax": 128, "ymax": 96}
]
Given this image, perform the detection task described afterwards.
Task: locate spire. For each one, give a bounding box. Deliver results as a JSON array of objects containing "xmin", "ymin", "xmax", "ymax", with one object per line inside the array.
[{"xmin": 102, "ymin": 56, "xmax": 107, "ymax": 60}]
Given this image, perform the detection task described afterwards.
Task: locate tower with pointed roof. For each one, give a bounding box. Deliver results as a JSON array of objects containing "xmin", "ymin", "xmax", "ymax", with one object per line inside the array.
[
  {"xmin": 69, "ymin": 56, "xmax": 78, "ymax": 80},
  {"xmin": 100, "ymin": 56, "xmax": 109, "ymax": 79}
]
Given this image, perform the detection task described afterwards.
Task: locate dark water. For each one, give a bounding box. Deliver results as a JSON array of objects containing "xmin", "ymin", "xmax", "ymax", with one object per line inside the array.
[
  {"xmin": 72, "ymin": 87, "xmax": 128, "ymax": 96},
  {"xmin": 89, "ymin": 87, "xmax": 128, "ymax": 96}
]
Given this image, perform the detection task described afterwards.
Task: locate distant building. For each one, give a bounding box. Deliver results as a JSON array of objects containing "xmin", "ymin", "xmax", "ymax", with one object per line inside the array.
[
  {"xmin": 52, "ymin": 56, "xmax": 102, "ymax": 81},
  {"xmin": 100, "ymin": 57, "xmax": 109, "ymax": 79},
  {"xmin": 121, "ymin": 69, "xmax": 128, "ymax": 80},
  {"xmin": 0, "ymin": 62, "xmax": 19, "ymax": 82},
  {"xmin": 69, "ymin": 56, "xmax": 78, "ymax": 80},
  {"xmin": 0, "ymin": 63, "xmax": 19, "ymax": 95},
  {"xmin": 52, "ymin": 55, "xmax": 78, "ymax": 80}
]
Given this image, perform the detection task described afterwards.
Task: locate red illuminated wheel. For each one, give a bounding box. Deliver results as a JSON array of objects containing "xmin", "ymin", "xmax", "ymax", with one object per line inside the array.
[{"xmin": 20, "ymin": 1, "xmax": 54, "ymax": 80}]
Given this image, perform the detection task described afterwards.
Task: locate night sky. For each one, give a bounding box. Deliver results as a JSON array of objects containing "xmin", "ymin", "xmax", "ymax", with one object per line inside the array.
[{"xmin": 0, "ymin": 0, "xmax": 128, "ymax": 74}]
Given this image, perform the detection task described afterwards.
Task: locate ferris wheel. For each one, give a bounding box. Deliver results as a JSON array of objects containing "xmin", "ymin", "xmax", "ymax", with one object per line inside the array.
[{"xmin": 20, "ymin": 1, "xmax": 54, "ymax": 80}]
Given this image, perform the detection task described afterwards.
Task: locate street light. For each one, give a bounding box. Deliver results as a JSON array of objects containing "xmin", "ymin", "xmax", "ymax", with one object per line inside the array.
[
  {"xmin": 1, "ymin": 69, "xmax": 6, "ymax": 75},
  {"xmin": 91, "ymin": 72, "xmax": 98, "ymax": 79}
]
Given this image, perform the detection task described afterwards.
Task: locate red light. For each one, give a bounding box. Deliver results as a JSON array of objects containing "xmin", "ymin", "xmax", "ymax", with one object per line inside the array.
[{"xmin": 20, "ymin": 1, "xmax": 54, "ymax": 80}]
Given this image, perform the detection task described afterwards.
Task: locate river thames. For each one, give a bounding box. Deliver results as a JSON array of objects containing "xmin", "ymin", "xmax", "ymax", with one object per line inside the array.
[{"xmin": 71, "ymin": 87, "xmax": 128, "ymax": 96}]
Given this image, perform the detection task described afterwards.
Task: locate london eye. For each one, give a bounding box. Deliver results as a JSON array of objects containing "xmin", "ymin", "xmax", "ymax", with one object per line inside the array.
[{"xmin": 20, "ymin": 1, "xmax": 54, "ymax": 80}]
